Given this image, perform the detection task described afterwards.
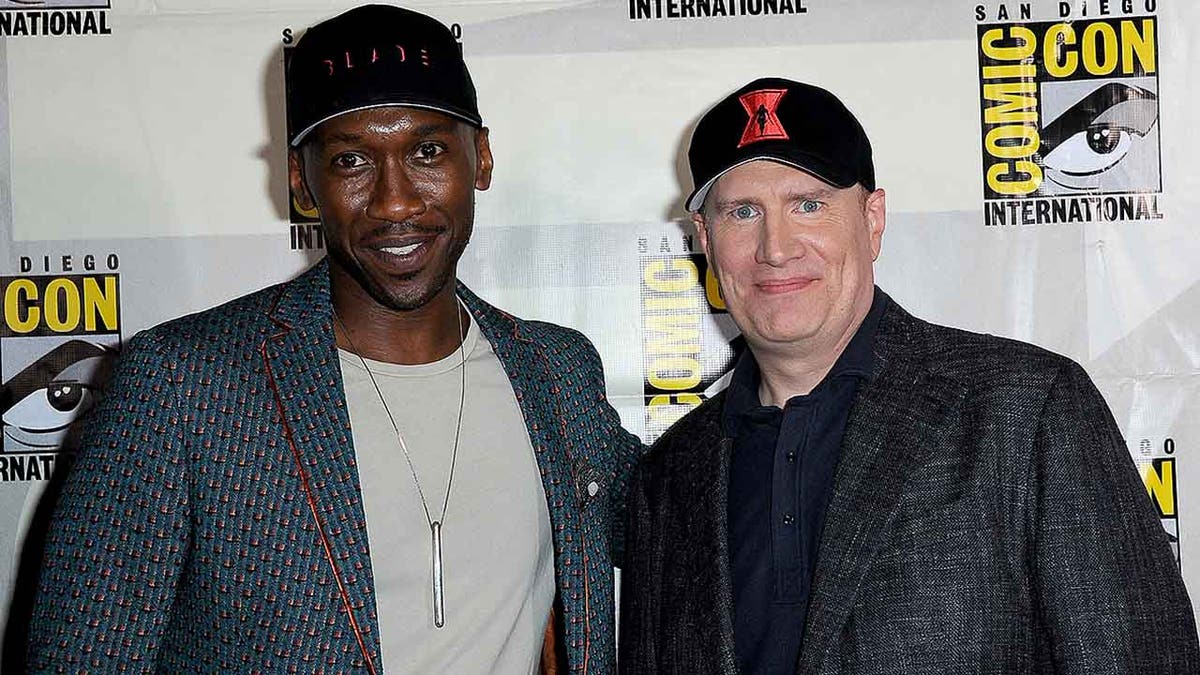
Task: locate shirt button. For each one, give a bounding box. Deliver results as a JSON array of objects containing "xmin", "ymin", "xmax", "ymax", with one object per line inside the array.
[
  {"xmin": 783, "ymin": 514, "xmax": 795, "ymax": 525},
  {"xmin": 786, "ymin": 451, "xmax": 797, "ymax": 462}
]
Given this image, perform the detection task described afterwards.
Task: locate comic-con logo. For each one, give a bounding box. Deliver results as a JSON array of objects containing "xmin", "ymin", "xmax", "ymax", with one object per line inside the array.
[
  {"xmin": 628, "ymin": 0, "xmax": 809, "ymax": 21},
  {"xmin": 1, "ymin": 269, "xmax": 120, "ymax": 481},
  {"xmin": 976, "ymin": 10, "xmax": 1161, "ymax": 226},
  {"xmin": 640, "ymin": 236, "xmax": 740, "ymax": 441},
  {"xmin": 1138, "ymin": 437, "xmax": 1180, "ymax": 564},
  {"xmin": 0, "ymin": 0, "xmax": 111, "ymax": 37}
]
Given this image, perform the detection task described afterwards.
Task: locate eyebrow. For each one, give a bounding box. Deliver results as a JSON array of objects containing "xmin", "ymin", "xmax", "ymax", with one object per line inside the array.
[
  {"xmin": 321, "ymin": 131, "xmax": 366, "ymax": 146},
  {"xmin": 412, "ymin": 122, "xmax": 457, "ymax": 137},
  {"xmin": 786, "ymin": 187, "xmax": 837, "ymax": 201},
  {"xmin": 711, "ymin": 187, "xmax": 836, "ymax": 211},
  {"xmin": 710, "ymin": 198, "xmax": 755, "ymax": 212}
]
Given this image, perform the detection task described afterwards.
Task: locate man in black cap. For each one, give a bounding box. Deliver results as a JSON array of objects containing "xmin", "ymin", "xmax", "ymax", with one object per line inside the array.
[
  {"xmin": 27, "ymin": 5, "xmax": 642, "ymax": 673},
  {"xmin": 618, "ymin": 77, "xmax": 1197, "ymax": 674}
]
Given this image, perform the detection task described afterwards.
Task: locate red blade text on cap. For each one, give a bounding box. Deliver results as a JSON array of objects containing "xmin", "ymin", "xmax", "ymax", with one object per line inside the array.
[{"xmin": 737, "ymin": 89, "xmax": 789, "ymax": 147}]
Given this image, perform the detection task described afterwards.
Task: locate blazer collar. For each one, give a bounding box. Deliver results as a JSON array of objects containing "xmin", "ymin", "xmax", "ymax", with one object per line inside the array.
[
  {"xmin": 796, "ymin": 293, "xmax": 968, "ymax": 674},
  {"xmin": 265, "ymin": 259, "xmax": 554, "ymax": 356},
  {"xmin": 265, "ymin": 260, "xmax": 573, "ymax": 492},
  {"xmin": 259, "ymin": 259, "xmax": 380, "ymax": 668},
  {"xmin": 453, "ymin": 282, "xmax": 580, "ymax": 507},
  {"xmin": 267, "ymin": 258, "xmax": 334, "ymax": 333},
  {"xmin": 454, "ymin": 283, "xmax": 590, "ymax": 669},
  {"xmin": 683, "ymin": 292, "xmax": 965, "ymax": 675},
  {"xmin": 264, "ymin": 261, "xmax": 585, "ymax": 670},
  {"xmin": 691, "ymin": 406, "xmax": 742, "ymax": 675}
]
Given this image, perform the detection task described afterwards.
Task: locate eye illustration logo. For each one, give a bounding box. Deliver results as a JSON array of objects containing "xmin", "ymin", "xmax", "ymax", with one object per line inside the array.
[
  {"xmin": 1, "ymin": 340, "xmax": 114, "ymax": 451},
  {"xmin": 1038, "ymin": 81, "xmax": 1159, "ymax": 194},
  {"xmin": 976, "ymin": 15, "xmax": 1163, "ymax": 225}
]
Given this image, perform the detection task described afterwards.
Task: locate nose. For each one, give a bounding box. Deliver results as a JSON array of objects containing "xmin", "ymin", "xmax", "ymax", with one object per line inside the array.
[
  {"xmin": 366, "ymin": 158, "xmax": 425, "ymax": 223},
  {"xmin": 755, "ymin": 211, "xmax": 801, "ymax": 266}
]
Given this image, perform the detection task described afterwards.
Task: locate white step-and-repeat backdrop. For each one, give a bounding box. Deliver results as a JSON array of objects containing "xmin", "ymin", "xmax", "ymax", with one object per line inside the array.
[{"xmin": 1, "ymin": 0, "xmax": 1196, "ymax": 666}]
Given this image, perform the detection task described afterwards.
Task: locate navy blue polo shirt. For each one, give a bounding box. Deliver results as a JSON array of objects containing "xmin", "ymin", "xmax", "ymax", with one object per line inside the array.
[{"xmin": 724, "ymin": 289, "xmax": 884, "ymax": 674}]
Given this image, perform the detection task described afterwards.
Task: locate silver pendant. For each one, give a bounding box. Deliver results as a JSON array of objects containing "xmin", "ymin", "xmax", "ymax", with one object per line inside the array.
[{"xmin": 432, "ymin": 521, "xmax": 445, "ymax": 628}]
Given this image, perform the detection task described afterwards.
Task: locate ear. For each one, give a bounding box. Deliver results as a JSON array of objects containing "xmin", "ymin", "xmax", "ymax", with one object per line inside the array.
[
  {"xmin": 474, "ymin": 127, "xmax": 494, "ymax": 191},
  {"xmin": 288, "ymin": 148, "xmax": 317, "ymax": 213},
  {"xmin": 864, "ymin": 187, "xmax": 886, "ymax": 261},
  {"xmin": 692, "ymin": 211, "xmax": 712, "ymax": 259}
]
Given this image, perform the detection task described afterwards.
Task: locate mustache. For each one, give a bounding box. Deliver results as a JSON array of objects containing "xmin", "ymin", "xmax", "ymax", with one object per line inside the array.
[{"xmin": 365, "ymin": 221, "xmax": 446, "ymax": 238}]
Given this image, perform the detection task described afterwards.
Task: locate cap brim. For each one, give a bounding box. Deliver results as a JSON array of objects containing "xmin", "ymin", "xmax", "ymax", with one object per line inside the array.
[
  {"xmin": 290, "ymin": 101, "xmax": 483, "ymax": 147},
  {"xmin": 685, "ymin": 154, "xmax": 855, "ymax": 213}
]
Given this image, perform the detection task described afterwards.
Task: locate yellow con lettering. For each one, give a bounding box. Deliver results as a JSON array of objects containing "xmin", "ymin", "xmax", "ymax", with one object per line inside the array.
[{"xmin": 4, "ymin": 278, "xmax": 39, "ymax": 334}]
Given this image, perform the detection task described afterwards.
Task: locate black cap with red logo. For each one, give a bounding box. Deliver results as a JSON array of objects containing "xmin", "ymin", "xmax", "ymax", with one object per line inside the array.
[
  {"xmin": 287, "ymin": 4, "xmax": 481, "ymax": 147},
  {"xmin": 685, "ymin": 77, "xmax": 875, "ymax": 212}
]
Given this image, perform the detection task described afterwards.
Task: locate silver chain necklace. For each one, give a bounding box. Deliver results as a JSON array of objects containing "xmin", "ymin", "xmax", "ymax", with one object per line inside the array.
[{"xmin": 335, "ymin": 300, "xmax": 467, "ymax": 629}]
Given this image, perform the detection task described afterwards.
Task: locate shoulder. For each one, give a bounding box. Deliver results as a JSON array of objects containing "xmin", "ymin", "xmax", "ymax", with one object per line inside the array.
[
  {"xmin": 624, "ymin": 395, "xmax": 725, "ymax": 512},
  {"xmin": 642, "ymin": 393, "xmax": 725, "ymax": 468},
  {"xmin": 929, "ymin": 323, "xmax": 1071, "ymax": 381},
  {"xmin": 513, "ymin": 319, "xmax": 614, "ymax": 400},
  {"xmin": 884, "ymin": 299, "xmax": 1081, "ymax": 395},
  {"xmin": 129, "ymin": 279, "xmax": 290, "ymax": 361},
  {"xmin": 522, "ymin": 319, "xmax": 598, "ymax": 357},
  {"xmin": 461, "ymin": 286, "xmax": 604, "ymax": 366}
]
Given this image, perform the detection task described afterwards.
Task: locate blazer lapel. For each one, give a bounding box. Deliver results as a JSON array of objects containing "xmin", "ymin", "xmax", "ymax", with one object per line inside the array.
[
  {"xmin": 457, "ymin": 286, "xmax": 578, "ymax": 515},
  {"xmin": 457, "ymin": 285, "xmax": 587, "ymax": 667},
  {"xmin": 797, "ymin": 304, "xmax": 965, "ymax": 675},
  {"xmin": 261, "ymin": 261, "xmax": 382, "ymax": 669},
  {"xmin": 700, "ymin": 431, "xmax": 741, "ymax": 675}
]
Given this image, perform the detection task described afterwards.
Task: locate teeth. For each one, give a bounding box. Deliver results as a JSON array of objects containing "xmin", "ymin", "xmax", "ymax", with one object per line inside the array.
[{"xmin": 380, "ymin": 242, "xmax": 422, "ymax": 256}]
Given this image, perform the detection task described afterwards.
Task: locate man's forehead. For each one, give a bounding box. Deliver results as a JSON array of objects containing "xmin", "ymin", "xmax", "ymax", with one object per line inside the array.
[
  {"xmin": 308, "ymin": 105, "xmax": 472, "ymax": 145},
  {"xmin": 711, "ymin": 159, "xmax": 845, "ymax": 196}
]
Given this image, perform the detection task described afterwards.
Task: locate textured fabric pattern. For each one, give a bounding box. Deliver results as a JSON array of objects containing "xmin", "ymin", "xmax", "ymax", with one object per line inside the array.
[
  {"xmin": 619, "ymin": 291, "xmax": 1199, "ymax": 675},
  {"xmin": 27, "ymin": 259, "xmax": 644, "ymax": 674}
]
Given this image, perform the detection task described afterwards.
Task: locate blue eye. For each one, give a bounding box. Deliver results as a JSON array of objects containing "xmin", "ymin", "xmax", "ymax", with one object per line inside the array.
[
  {"xmin": 731, "ymin": 204, "xmax": 759, "ymax": 220},
  {"xmin": 798, "ymin": 200, "xmax": 822, "ymax": 214}
]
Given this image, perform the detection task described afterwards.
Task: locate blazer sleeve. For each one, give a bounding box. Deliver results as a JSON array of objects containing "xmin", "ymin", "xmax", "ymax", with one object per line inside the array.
[
  {"xmin": 576, "ymin": 337, "xmax": 647, "ymax": 568},
  {"xmin": 1031, "ymin": 360, "xmax": 1199, "ymax": 673},
  {"xmin": 27, "ymin": 331, "xmax": 191, "ymax": 674}
]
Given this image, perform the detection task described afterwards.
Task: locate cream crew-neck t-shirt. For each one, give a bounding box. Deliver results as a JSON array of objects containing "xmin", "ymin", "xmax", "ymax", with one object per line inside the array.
[{"xmin": 339, "ymin": 312, "xmax": 555, "ymax": 673}]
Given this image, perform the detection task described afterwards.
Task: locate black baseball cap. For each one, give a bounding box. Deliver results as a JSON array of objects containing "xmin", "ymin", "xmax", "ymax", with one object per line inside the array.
[
  {"xmin": 287, "ymin": 4, "xmax": 481, "ymax": 147},
  {"xmin": 686, "ymin": 78, "xmax": 875, "ymax": 212}
]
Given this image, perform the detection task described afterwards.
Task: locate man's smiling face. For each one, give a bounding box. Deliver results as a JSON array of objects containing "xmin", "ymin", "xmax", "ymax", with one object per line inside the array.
[
  {"xmin": 290, "ymin": 106, "xmax": 493, "ymax": 312},
  {"xmin": 694, "ymin": 160, "xmax": 885, "ymax": 356}
]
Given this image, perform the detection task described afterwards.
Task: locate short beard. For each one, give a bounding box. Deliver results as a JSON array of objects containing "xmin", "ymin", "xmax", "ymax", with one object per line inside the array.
[{"xmin": 328, "ymin": 234, "xmax": 468, "ymax": 313}]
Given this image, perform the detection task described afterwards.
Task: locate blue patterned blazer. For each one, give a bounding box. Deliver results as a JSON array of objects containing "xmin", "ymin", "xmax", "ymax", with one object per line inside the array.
[{"xmin": 28, "ymin": 260, "xmax": 644, "ymax": 673}]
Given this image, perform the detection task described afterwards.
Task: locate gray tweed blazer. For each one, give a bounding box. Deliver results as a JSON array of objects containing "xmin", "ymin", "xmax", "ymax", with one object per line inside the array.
[{"xmin": 619, "ymin": 291, "xmax": 1198, "ymax": 674}]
